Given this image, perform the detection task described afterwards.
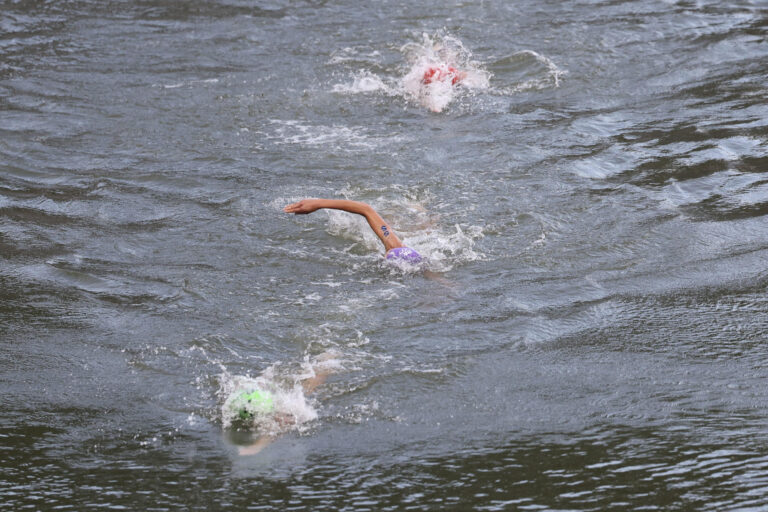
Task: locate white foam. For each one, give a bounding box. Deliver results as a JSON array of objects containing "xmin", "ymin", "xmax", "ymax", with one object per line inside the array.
[
  {"xmin": 156, "ymin": 78, "xmax": 220, "ymax": 89},
  {"xmin": 328, "ymin": 47, "xmax": 383, "ymax": 65},
  {"xmin": 268, "ymin": 120, "xmax": 377, "ymax": 149},
  {"xmin": 399, "ymin": 222, "xmax": 484, "ymax": 272},
  {"xmin": 263, "ymin": 120, "xmax": 403, "ymax": 152},
  {"xmin": 332, "ymin": 70, "xmax": 393, "ymax": 94}
]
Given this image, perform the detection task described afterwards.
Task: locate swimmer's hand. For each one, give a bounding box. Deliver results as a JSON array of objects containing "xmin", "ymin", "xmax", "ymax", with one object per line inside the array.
[{"xmin": 284, "ymin": 199, "xmax": 322, "ymax": 215}]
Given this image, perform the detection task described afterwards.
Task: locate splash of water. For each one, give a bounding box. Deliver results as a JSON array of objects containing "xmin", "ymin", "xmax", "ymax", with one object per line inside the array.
[
  {"xmin": 400, "ymin": 33, "xmax": 491, "ymax": 112},
  {"xmin": 332, "ymin": 32, "xmax": 491, "ymax": 113},
  {"xmin": 332, "ymin": 33, "xmax": 566, "ymax": 112},
  {"xmin": 399, "ymin": 222, "xmax": 484, "ymax": 272},
  {"xmin": 332, "ymin": 70, "xmax": 391, "ymax": 94},
  {"xmin": 219, "ymin": 364, "xmax": 318, "ymax": 433}
]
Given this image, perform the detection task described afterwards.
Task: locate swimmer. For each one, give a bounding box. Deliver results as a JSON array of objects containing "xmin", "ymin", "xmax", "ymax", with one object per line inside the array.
[
  {"xmin": 233, "ymin": 363, "xmax": 330, "ymax": 456},
  {"xmin": 284, "ymin": 199, "xmax": 424, "ymax": 265},
  {"xmin": 422, "ymin": 65, "xmax": 467, "ymax": 86}
]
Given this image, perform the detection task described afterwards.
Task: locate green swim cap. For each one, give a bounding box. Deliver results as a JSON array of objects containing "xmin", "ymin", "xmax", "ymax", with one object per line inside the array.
[{"xmin": 235, "ymin": 389, "xmax": 275, "ymax": 420}]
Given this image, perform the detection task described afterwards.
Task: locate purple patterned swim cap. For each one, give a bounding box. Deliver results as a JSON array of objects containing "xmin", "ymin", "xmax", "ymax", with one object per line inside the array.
[{"xmin": 386, "ymin": 247, "xmax": 423, "ymax": 264}]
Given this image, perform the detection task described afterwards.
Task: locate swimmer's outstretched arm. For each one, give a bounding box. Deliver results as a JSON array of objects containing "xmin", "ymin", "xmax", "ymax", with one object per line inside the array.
[{"xmin": 284, "ymin": 199, "xmax": 404, "ymax": 252}]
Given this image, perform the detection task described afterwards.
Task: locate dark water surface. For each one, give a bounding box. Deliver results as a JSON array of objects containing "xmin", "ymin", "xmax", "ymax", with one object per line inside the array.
[{"xmin": 3, "ymin": 0, "xmax": 768, "ymax": 510}]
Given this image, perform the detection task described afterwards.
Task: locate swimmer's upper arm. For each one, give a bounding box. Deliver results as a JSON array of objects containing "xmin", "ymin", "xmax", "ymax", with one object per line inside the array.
[{"xmin": 314, "ymin": 200, "xmax": 403, "ymax": 251}]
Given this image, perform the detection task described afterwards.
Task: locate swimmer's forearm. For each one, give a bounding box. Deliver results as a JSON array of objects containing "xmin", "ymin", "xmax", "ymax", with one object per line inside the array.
[
  {"xmin": 284, "ymin": 198, "xmax": 370, "ymax": 216},
  {"xmin": 318, "ymin": 200, "xmax": 404, "ymax": 250},
  {"xmin": 320, "ymin": 199, "xmax": 403, "ymax": 251},
  {"xmin": 284, "ymin": 199, "xmax": 375, "ymax": 218}
]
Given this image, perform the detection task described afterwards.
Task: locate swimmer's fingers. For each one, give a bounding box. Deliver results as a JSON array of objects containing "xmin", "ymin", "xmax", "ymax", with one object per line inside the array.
[
  {"xmin": 284, "ymin": 199, "xmax": 320, "ymax": 215},
  {"xmin": 283, "ymin": 200, "xmax": 304, "ymax": 213}
]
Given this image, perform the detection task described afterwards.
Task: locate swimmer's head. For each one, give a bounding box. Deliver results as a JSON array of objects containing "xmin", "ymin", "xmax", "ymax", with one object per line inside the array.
[
  {"xmin": 422, "ymin": 66, "xmax": 462, "ymax": 85},
  {"xmin": 227, "ymin": 388, "xmax": 275, "ymax": 421},
  {"xmin": 386, "ymin": 246, "xmax": 423, "ymax": 265}
]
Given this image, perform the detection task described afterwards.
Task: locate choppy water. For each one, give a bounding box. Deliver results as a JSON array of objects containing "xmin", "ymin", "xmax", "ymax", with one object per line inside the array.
[{"xmin": 2, "ymin": 0, "xmax": 768, "ymax": 509}]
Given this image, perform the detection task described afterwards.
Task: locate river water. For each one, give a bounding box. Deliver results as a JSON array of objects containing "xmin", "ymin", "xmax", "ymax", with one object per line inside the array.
[{"xmin": 2, "ymin": 0, "xmax": 768, "ymax": 510}]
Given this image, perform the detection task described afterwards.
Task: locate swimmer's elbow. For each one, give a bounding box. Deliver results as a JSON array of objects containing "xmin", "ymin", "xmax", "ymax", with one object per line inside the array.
[{"xmin": 353, "ymin": 202, "xmax": 376, "ymax": 219}]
